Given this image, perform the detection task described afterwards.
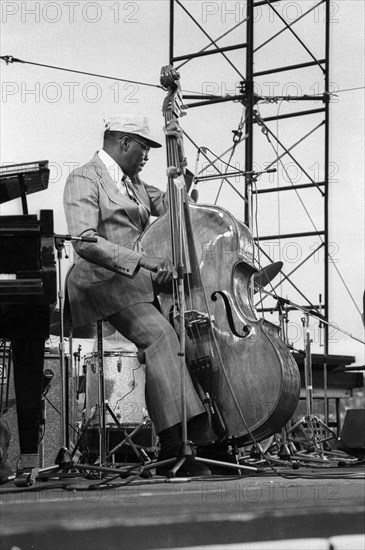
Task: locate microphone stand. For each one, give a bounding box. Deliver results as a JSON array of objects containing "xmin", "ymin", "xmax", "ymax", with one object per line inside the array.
[
  {"xmin": 258, "ymin": 289, "xmax": 363, "ymax": 465},
  {"xmin": 14, "ymin": 233, "xmax": 158, "ymax": 485},
  {"xmin": 166, "ymin": 180, "xmax": 193, "ymax": 477},
  {"xmin": 37, "ymin": 234, "xmax": 99, "ymax": 480},
  {"xmin": 191, "ymin": 163, "xmax": 277, "ymax": 211},
  {"xmin": 150, "ymin": 67, "xmax": 261, "ymax": 477},
  {"xmin": 275, "ymin": 298, "xmax": 292, "ymax": 461},
  {"xmin": 265, "ymin": 293, "xmax": 365, "ymax": 346},
  {"xmin": 148, "ymin": 172, "xmax": 257, "ymax": 477}
]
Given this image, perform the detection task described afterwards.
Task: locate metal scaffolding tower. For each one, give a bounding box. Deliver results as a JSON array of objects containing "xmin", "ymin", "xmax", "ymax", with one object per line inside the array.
[{"xmin": 168, "ymin": 0, "xmax": 332, "ymax": 363}]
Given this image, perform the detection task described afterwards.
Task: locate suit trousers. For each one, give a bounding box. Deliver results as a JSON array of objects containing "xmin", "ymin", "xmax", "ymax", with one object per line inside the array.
[{"xmin": 106, "ymin": 302, "xmax": 206, "ymax": 435}]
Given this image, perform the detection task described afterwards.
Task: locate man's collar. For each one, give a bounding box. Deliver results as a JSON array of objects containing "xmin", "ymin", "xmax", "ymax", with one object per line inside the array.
[{"xmin": 98, "ymin": 149, "xmax": 125, "ymax": 183}]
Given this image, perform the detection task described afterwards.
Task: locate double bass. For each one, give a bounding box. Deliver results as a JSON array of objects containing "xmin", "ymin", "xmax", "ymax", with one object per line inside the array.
[{"xmin": 139, "ymin": 66, "xmax": 300, "ymax": 445}]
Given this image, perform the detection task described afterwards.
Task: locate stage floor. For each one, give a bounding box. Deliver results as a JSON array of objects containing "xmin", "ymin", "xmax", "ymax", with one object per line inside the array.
[{"xmin": 1, "ymin": 462, "xmax": 364, "ymax": 550}]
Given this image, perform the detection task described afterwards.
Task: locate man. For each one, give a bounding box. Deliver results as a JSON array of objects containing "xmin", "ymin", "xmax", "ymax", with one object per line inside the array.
[{"xmin": 63, "ymin": 114, "xmax": 214, "ymax": 476}]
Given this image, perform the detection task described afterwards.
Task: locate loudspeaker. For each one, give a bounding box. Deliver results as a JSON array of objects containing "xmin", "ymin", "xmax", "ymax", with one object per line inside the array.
[
  {"xmin": 340, "ymin": 409, "xmax": 365, "ymax": 451},
  {"xmin": 40, "ymin": 354, "xmax": 63, "ymax": 466},
  {"xmin": 2, "ymin": 353, "xmax": 62, "ymax": 469}
]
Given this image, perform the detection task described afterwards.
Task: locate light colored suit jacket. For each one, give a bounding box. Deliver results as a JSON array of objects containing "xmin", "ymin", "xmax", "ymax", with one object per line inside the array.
[{"xmin": 63, "ymin": 153, "xmax": 168, "ymax": 326}]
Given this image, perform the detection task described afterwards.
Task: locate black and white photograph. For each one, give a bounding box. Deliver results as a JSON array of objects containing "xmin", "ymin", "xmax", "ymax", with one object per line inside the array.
[{"xmin": 0, "ymin": 1, "xmax": 364, "ymax": 549}]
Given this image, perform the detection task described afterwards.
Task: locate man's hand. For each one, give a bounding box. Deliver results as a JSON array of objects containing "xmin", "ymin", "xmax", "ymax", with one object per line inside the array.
[
  {"xmin": 139, "ymin": 256, "xmax": 175, "ymax": 284},
  {"xmin": 164, "ymin": 120, "xmax": 185, "ymax": 165}
]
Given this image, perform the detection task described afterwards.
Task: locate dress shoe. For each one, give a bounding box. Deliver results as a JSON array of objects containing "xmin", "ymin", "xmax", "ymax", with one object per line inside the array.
[
  {"xmin": 198, "ymin": 443, "xmax": 241, "ymax": 475},
  {"xmin": 156, "ymin": 440, "xmax": 211, "ymax": 477}
]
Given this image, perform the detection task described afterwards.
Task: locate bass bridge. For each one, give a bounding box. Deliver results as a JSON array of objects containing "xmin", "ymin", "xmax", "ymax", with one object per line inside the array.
[{"xmin": 185, "ymin": 309, "xmax": 213, "ymax": 334}]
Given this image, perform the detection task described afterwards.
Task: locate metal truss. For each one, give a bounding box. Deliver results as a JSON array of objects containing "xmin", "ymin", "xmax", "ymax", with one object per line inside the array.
[{"xmin": 169, "ymin": 0, "xmax": 332, "ymax": 357}]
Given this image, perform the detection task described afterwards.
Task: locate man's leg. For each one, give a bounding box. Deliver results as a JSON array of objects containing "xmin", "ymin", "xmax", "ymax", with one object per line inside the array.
[{"xmin": 106, "ymin": 302, "xmax": 205, "ymax": 434}]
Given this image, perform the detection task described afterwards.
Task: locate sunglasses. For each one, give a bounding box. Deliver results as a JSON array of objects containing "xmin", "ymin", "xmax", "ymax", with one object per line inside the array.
[{"xmin": 129, "ymin": 136, "xmax": 151, "ymax": 154}]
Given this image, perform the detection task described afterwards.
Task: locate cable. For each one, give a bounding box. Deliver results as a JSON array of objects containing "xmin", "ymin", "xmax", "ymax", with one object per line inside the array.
[
  {"xmin": 113, "ymin": 363, "xmax": 142, "ymax": 412},
  {"xmin": 255, "ymin": 85, "xmax": 365, "ymax": 103},
  {"xmin": 182, "ymin": 130, "xmax": 248, "ymax": 204},
  {"xmin": 0, "ymin": 55, "xmax": 162, "ymax": 89},
  {"xmin": 0, "ymin": 54, "xmax": 214, "ymax": 98},
  {"xmin": 214, "ymin": 108, "xmax": 247, "ymax": 205},
  {"xmin": 330, "ymin": 86, "xmax": 365, "ymax": 94},
  {"xmin": 197, "ymin": 145, "xmax": 247, "ymax": 174},
  {"xmin": 3, "ymin": 55, "xmax": 361, "ymax": 106},
  {"xmin": 255, "ymin": 114, "xmax": 325, "ymax": 195}
]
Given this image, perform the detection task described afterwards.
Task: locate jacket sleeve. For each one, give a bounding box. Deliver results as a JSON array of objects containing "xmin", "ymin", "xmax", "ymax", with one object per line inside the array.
[
  {"xmin": 143, "ymin": 182, "xmax": 169, "ymax": 217},
  {"xmin": 141, "ymin": 168, "xmax": 195, "ymax": 215},
  {"xmin": 63, "ymin": 165, "xmax": 143, "ymax": 278}
]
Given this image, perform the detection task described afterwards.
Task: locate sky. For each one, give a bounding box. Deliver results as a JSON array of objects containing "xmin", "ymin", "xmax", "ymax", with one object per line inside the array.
[{"xmin": 0, "ymin": 0, "xmax": 364, "ymax": 365}]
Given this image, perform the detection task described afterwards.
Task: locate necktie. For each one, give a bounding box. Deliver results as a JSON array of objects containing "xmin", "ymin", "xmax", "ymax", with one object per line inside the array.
[
  {"xmin": 121, "ymin": 177, "xmax": 149, "ymax": 228},
  {"xmin": 123, "ymin": 178, "xmax": 139, "ymax": 204}
]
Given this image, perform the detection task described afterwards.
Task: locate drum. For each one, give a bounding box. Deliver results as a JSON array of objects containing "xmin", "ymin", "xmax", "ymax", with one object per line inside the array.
[{"xmin": 84, "ymin": 351, "xmax": 148, "ymax": 426}]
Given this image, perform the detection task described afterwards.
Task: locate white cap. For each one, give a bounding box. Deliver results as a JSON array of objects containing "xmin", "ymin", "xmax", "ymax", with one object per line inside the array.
[{"xmin": 103, "ymin": 114, "xmax": 162, "ymax": 148}]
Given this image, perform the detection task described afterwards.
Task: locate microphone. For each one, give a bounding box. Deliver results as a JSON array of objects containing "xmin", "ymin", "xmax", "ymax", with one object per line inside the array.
[
  {"xmin": 0, "ymin": 473, "xmax": 15, "ymax": 485},
  {"xmin": 77, "ymin": 236, "xmax": 98, "ymax": 243},
  {"xmin": 166, "ymin": 166, "xmax": 182, "ymax": 179},
  {"xmin": 42, "ymin": 369, "xmax": 54, "ymax": 395},
  {"xmin": 190, "ymin": 181, "xmax": 199, "ymax": 202},
  {"xmin": 54, "ymin": 233, "xmax": 97, "ymax": 243},
  {"xmin": 191, "ymin": 147, "xmax": 208, "ymax": 202}
]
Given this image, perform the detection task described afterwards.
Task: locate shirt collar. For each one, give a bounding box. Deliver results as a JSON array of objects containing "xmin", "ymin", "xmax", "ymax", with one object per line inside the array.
[{"xmin": 98, "ymin": 149, "xmax": 126, "ymax": 185}]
